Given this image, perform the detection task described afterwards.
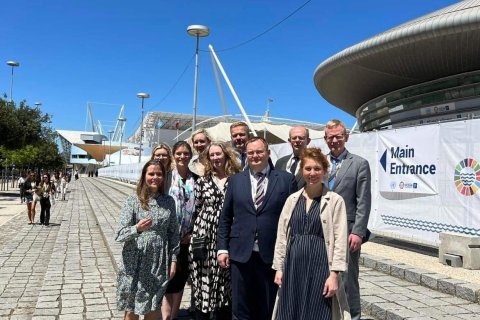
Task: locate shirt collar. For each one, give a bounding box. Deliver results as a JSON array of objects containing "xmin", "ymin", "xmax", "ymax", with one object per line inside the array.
[{"xmin": 330, "ymin": 149, "xmax": 348, "ymax": 161}]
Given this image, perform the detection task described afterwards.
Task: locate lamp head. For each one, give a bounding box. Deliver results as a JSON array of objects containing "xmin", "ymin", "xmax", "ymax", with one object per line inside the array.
[
  {"xmin": 6, "ymin": 61, "xmax": 20, "ymax": 67},
  {"xmin": 137, "ymin": 92, "xmax": 150, "ymax": 99},
  {"xmin": 187, "ymin": 25, "xmax": 210, "ymax": 37}
]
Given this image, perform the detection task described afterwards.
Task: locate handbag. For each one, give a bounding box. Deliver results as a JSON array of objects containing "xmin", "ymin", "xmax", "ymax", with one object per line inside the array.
[{"xmin": 191, "ymin": 236, "xmax": 208, "ymax": 260}]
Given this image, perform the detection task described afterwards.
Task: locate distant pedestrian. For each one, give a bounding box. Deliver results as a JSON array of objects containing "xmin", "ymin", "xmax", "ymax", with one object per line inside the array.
[
  {"xmin": 18, "ymin": 174, "xmax": 25, "ymax": 203},
  {"xmin": 60, "ymin": 174, "xmax": 68, "ymax": 201},
  {"xmin": 38, "ymin": 173, "xmax": 55, "ymax": 226},
  {"xmin": 23, "ymin": 172, "xmax": 37, "ymax": 225},
  {"xmin": 74, "ymin": 170, "xmax": 79, "ymax": 180},
  {"xmin": 115, "ymin": 159, "xmax": 180, "ymax": 319}
]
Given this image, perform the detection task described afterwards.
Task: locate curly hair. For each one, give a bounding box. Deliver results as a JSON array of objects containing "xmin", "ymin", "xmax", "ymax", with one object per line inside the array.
[
  {"xmin": 150, "ymin": 143, "xmax": 173, "ymax": 171},
  {"xmin": 299, "ymin": 147, "xmax": 330, "ymax": 172},
  {"xmin": 136, "ymin": 159, "xmax": 166, "ymax": 210},
  {"xmin": 203, "ymin": 142, "xmax": 241, "ymax": 177}
]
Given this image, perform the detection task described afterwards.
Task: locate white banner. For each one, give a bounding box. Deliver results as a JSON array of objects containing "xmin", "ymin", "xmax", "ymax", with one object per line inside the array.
[
  {"xmin": 101, "ymin": 119, "xmax": 480, "ymax": 246},
  {"xmin": 377, "ymin": 125, "xmax": 439, "ymax": 195}
]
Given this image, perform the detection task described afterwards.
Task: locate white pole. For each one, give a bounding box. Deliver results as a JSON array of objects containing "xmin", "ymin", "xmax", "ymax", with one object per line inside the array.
[
  {"xmin": 208, "ymin": 44, "xmax": 257, "ymax": 137},
  {"xmin": 210, "ymin": 51, "xmax": 228, "ymax": 117}
]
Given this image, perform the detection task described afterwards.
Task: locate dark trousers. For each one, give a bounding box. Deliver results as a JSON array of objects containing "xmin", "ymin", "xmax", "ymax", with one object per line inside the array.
[
  {"xmin": 231, "ymin": 252, "xmax": 277, "ymax": 320},
  {"xmin": 195, "ymin": 306, "xmax": 231, "ymax": 320},
  {"xmin": 343, "ymin": 247, "xmax": 361, "ymax": 320},
  {"xmin": 40, "ymin": 198, "xmax": 51, "ymax": 225},
  {"xmin": 19, "ymin": 184, "xmax": 25, "ymax": 202}
]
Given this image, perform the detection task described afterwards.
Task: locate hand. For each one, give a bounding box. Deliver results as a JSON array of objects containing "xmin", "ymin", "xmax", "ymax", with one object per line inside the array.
[
  {"xmin": 349, "ymin": 234, "xmax": 363, "ymax": 252},
  {"xmin": 218, "ymin": 253, "xmax": 230, "ymax": 268},
  {"xmin": 180, "ymin": 234, "xmax": 192, "ymax": 245},
  {"xmin": 169, "ymin": 261, "xmax": 177, "ymax": 280},
  {"xmin": 323, "ymin": 272, "xmax": 339, "ymax": 298},
  {"xmin": 274, "ymin": 270, "xmax": 283, "ymax": 287},
  {"xmin": 136, "ymin": 217, "xmax": 153, "ymax": 233}
]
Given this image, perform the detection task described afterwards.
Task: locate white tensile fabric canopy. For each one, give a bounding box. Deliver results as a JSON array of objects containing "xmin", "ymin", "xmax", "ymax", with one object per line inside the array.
[{"xmin": 204, "ymin": 122, "xmax": 324, "ymax": 145}]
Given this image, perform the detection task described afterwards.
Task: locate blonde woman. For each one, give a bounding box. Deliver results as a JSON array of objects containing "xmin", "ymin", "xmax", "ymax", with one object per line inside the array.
[
  {"xmin": 190, "ymin": 142, "xmax": 241, "ymax": 319},
  {"xmin": 189, "ymin": 128, "xmax": 212, "ymax": 176},
  {"xmin": 151, "ymin": 143, "xmax": 173, "ymax": 192}
]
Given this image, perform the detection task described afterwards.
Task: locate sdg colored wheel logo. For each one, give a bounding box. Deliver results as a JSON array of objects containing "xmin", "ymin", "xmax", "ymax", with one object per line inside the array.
[{"xmin": 454, "ymin": 158, "xmax": 480, "ymax": 196}]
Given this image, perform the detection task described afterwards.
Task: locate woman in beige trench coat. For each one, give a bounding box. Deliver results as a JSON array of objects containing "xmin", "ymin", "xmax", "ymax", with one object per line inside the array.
[{"xmin": 272, "ymin": 148, "xmax": 351, "ymax": 320}]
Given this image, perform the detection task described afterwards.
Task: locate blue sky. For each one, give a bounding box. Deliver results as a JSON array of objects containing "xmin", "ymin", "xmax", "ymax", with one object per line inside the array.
[{"xmin": 2, "ymin": 0, "xmax": 457, "ymax": 138}]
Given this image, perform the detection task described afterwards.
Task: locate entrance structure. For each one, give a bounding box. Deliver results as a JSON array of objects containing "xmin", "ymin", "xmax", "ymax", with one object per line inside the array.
[{"xmin": 314, "ymin": 0, "xmax": 480, "ymax": 131}]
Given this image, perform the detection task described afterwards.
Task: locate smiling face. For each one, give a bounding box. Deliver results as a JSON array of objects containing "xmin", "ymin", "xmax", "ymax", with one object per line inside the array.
[
  {"xmin": 153, "ymin": 147, "xmax": 171, "ymax": 168},
  {"xmin": 208, "ymin": 145, "xmax": 226, "ymax": 172},
  {"xmin": 288, "ymin": 126, "xmax": 310, "ymax": 155},
  {"xmin": 192, "ymin": 132, "xmax": 210, "ymax": 154},
  {"xmin": 173, "ymin": 145, "xmax": 192, "ymax": 168},
  {"xmin": 302, "ymin": 158, "xmax": 324, "ymax": 187},
  {"xmin": 145, "ymin": 164, "xmax": 164, "ymax": 192},
  {"xmin": 246, "ymin": 139, "xmax": 270, "ymax": 173},
  {"xmin": 230, "ymin": 125, "xmax": 249, "ymax": 150},
  {"xmin": 324, "ymin": 125, "xmax": 349, "ymax": 157}
]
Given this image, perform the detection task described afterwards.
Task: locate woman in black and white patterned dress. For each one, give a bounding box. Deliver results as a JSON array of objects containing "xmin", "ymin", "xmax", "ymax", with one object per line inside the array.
[{"xmin": 190, "ymin": 142, "xmax": 241, "ymax": 320}]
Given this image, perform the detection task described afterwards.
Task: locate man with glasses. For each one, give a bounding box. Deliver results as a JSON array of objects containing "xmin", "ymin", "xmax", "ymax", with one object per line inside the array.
[
  {"xmin": 324, "ymin": 119, "xmax": 371, "ymax": 320},
  {"xmin": 217, "ymin": 137, "xmax": 297, "ymax": 320},
  {"xmin": 275, "ymin": 126, "xmax": 310, "ymax": 189}
]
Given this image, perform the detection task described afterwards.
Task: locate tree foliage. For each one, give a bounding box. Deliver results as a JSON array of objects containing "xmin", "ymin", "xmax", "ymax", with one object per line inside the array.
[{"xmin": 0, "ymin": 98, "xmax": 65, "ymax": 171}]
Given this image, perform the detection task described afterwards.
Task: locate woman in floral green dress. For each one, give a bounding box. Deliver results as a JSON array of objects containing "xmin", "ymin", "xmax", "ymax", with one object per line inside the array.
[{"xmin": 116, "ymin": 159, "xmax": 180, "ymax": 320}]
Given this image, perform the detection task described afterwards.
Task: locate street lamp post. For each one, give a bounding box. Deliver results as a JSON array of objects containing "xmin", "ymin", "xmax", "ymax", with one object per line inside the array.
[
  {"xmin": 187, "ymin": 25, "xmax": 210, "ymax": 131},
  {"xmin": 108, "ymin": 130, "xmax": 114, "ymax": 166},
  {"xmin": 136, "ymin": 93, "xmax": 150, "ymax": 163},
  {"xmin": 34, "ymin": 102, "xmax": 42, "ymax": 108},
  {"xmin": 118, "ymin": 117, "xmax": 126, "ymax": 165},
  {"xmin": 6, "ymin": 61, "xmax": 20, "ymax": 105}
]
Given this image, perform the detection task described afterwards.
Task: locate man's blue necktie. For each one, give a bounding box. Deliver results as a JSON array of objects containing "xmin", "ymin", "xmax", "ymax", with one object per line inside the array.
[{"xmin": 329, "ymin": 158, "xmax": 338, "ymax": 189}]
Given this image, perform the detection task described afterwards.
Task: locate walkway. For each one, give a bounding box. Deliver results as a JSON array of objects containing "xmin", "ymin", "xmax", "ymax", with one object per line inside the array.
[{"xmin": 0, "ymin": 178, "xmax": 479, "ymax": 319}]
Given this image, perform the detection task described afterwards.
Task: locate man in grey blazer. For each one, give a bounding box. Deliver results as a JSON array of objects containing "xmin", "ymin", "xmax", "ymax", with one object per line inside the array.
[
  {"xmin": 274, "ymin": 126, "xmax": 310, "ymax": 189},
  {"xmin": 324, "ymin": 119, "xmax": 371, "ymax": 320}
]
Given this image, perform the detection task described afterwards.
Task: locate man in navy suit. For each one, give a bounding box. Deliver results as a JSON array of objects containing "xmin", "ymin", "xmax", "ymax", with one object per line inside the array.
[
  {"xmin": 217, "ymin": 137, "xmax": 297, "ymax": 320},
  {"xmin": 230, "ymin": 121, "xmax": 251, "ymax": 168}
]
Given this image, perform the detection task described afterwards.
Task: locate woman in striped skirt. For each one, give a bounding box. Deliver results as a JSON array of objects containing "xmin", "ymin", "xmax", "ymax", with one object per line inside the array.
[{"xmin": 272, "ymin": 147, "xmax": 350, "ymax": 320}]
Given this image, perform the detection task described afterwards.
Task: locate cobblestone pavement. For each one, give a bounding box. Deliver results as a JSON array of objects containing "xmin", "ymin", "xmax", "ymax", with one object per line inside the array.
[{"xmin": 1, "ymin": 177, "xmax": 480, "ymax": 319}]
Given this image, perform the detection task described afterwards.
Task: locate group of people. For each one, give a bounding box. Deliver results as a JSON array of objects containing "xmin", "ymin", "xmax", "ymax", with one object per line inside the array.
[
  {"xmin": 115, "ymin": 119, "xmax": 371, "ymax": 320},
  {"xmin": 19, "ymin": 171, "xmax": 70, "ymax": 226}
]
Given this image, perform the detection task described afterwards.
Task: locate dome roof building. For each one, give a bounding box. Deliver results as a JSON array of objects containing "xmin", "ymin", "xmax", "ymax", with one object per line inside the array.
[{"xmin": 314, "ymin": 0, "xmax": 480, "ymax": 131}]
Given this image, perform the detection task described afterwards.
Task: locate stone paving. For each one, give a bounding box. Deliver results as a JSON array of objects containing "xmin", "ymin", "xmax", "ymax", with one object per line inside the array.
[{"xmin": 1, "ymin": 177, "xmax": 480, "ymax": 319}]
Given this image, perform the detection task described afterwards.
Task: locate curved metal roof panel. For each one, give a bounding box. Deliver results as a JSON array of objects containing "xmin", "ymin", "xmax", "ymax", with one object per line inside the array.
[{"xmin": 314, "ymin": 0, "xmax": 480, "ymax": 115}]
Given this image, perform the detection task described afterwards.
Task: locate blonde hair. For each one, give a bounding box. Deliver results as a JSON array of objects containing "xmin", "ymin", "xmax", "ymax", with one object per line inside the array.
[
  {"xmin": 203, "ymin": 142, "xmax": 241, "ymax": 177},
  {"xmin": 190, "ymin": 128, "xmax": 212, "ymax": 154},
  {"xmin": 325, "ymin": 119, "xmax": 347, "ymax": 135},
  {"xmin": 150, "ymin": 143, "xmax": 173, "ymax": 171}
]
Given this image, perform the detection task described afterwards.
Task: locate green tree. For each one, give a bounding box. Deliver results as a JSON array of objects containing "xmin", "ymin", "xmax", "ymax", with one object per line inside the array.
[{"xmin": 0, "ymin": 98, "xmax": 65, "ymax": 171}]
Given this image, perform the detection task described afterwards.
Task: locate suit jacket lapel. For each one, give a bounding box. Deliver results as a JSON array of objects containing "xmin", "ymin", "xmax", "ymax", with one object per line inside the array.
[
  {"xmin": 257, "ymin": 170, "xmax": 278, "ymax": 213},
  {"xmin": 242, "ymin": 170, "xmax": 257, "ymax": 213},
  {"xmin": 333, "ymin": 151, "xmax": 352, "ymax": 189}
]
